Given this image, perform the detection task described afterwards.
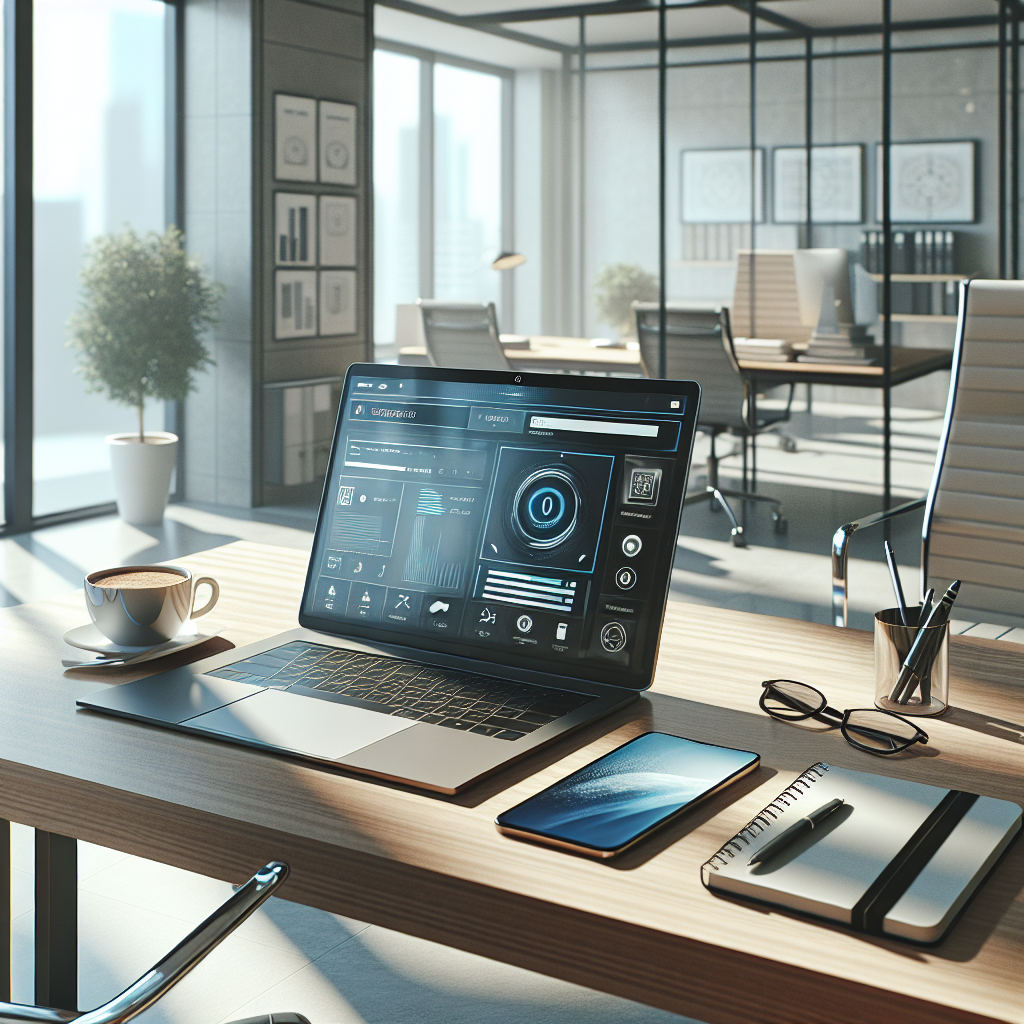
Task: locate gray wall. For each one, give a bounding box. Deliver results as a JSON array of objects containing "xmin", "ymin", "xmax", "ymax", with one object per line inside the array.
[{"xmin": 183, "ymin": 0, "xmax": 371, "ymax": 508}]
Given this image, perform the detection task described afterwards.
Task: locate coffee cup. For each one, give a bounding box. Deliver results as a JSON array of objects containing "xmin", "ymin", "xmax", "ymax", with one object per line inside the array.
[{"xmin": 85, "ymin": 564, "xmax": 219, "ymax": 647}]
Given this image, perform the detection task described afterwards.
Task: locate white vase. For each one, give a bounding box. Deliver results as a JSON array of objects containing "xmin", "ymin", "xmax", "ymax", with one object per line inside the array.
[{"xmin": 106, "ymin": 431, "xmax": 179, "ymax": 526}]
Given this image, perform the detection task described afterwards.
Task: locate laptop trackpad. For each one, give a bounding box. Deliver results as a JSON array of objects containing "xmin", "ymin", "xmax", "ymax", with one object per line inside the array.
[{"xmin": 186, "ymin": 688, "xmax": 413, "ymax": 760}]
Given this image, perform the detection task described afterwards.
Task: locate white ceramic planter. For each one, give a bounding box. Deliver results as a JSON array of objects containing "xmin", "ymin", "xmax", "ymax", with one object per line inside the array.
[{"xmin": 106, "ymin": 431, "xmax": 178, "ymax": 526}]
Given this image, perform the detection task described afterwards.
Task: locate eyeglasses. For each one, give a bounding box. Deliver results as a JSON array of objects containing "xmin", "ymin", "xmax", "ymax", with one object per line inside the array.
[{"xmin": 759, "ymin": 679, "xmax": 929, "ymax": 756}]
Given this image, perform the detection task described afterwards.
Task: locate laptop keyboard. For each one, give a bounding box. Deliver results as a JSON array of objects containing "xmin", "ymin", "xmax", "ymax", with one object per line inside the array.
[{"xmin": 207, "ymin": 641, "xmax": 595, "ymax": 740}]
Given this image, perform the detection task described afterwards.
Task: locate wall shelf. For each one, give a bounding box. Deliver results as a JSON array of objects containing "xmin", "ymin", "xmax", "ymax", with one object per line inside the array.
[
  {"xmin": 867, "ymin": 272, "xmax": 976, "ymax": 283},
  {"xmin": 881, "ymin": 313, "xmax": 959, "ymax": 323}
]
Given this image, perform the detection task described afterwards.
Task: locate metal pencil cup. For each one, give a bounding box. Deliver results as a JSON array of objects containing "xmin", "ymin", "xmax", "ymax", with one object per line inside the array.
[{"xmin": 874, "ymin": 607, "xmax": 949, "ymax": 717}]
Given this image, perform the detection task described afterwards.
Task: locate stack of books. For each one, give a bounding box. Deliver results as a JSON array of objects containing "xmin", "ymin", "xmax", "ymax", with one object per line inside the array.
[
  {"xmin": 799, "ymin": 328, "xmax": 877, "ymax": 365},
  {"xmin": 731, "ymin": 337, "xmax": 795, "ymax": 362},
  {"xmin": 860, "ymin": 230, "xmax": 956, "ymax": 274}
]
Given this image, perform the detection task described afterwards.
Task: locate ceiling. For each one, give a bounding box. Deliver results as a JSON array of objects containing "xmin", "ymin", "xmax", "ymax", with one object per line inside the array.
[{"xmin": 374, "ymin": 0, "xmax": 1002, "ymax": 67}]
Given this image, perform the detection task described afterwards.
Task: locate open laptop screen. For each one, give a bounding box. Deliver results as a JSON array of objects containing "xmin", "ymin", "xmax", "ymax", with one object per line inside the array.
[{"xmin": 300, "ymin": 365, "xmax": 699, "ymax": 691}]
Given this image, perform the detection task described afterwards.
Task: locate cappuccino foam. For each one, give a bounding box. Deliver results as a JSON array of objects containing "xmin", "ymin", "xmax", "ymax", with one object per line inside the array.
[{"xmin": 95, "ymin": 570, "xmax": 185, "ymax": 589}]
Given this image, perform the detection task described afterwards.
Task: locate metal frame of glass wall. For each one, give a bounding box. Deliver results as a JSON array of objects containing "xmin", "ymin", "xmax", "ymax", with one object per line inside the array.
[
  {"xmin": 377, "ymin": 0, "xmax": 1023, "ymax": 509},
  {"xmin": 1, "ymin": 0, "xmax": 182, "ymax": 538}
]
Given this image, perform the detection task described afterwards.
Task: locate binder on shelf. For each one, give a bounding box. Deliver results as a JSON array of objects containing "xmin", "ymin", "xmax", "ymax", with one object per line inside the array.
[
  {"xmin": 913, "ymin": 231, "xmax": 926, "ymax": 274},
  {"xmin": 944, "ymin": 230, "xmax": 955, "ymax": 274},
  {"xmin": 701, "ymin": 763, "xmax": 1020, "ymax": 944},
  {"xmin": 892, "ymin": 231, "xmax": 908, "ymax": 274}
]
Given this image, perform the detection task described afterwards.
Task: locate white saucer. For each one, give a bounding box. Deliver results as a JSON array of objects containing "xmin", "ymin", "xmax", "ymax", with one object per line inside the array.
[{"xmin": 63, "ymin": 620, "xmax": 215, "ymax": 657}]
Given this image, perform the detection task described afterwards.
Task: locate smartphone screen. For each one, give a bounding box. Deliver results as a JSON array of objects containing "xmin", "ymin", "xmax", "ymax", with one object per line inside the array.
[{"xmin": 495, "ymin": 732, "xmax": 759, "ymax": 857}]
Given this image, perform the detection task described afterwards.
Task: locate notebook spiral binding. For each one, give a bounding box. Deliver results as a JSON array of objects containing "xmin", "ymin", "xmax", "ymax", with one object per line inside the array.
[{"xmin": 701, "ymin": 763, "xmax": 831, "ymax": 880}]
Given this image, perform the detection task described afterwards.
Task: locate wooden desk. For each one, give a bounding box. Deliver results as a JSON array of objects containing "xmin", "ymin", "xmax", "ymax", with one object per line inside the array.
[{"xmin": 2, "ymin": 541, "xmax": 1021, "ymax": 1024}]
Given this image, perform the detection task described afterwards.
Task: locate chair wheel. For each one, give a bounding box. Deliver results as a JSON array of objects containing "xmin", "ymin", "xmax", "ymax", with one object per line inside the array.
[
  {"xmin": 778, "ymin": 435, "xmax": 797, "ymax": 453},
  {"xmin": 773, "ymin": 516, "xmax": 788, "ymax": 534},
  {"xmin": 731, "ymin": 526, "xmax": 746, "ymax": 548}
]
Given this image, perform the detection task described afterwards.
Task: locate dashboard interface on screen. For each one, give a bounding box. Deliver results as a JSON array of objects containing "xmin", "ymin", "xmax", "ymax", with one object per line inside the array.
[{"xmin": 302, "ymin": 368, "xmax": 697, "ymax": 689}]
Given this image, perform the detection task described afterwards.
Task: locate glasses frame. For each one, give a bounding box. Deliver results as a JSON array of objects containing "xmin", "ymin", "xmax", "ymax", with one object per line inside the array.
[{"xmin": 759, "ymin": 679, "xmax": 929, "ymax": 756}]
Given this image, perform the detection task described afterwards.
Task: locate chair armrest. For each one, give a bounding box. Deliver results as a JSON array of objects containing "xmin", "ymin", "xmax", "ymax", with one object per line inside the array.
[
  {"xmin": 0, "ymin": 863, "xmax": 288, "ymax": 1024},
  {"xmin": 831, "ymin": 498, "xmax": 926, "ymax": 627}
]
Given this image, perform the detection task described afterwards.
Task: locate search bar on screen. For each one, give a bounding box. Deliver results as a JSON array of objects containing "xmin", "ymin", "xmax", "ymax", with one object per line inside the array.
[{"xmin": 529, "ymin": 416, "xmax": 660, "ymax": 437}]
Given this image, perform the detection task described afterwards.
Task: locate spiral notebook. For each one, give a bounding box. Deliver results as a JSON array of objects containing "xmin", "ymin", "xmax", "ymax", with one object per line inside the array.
[{"xmin": 701, "ymin": 763, "xmax": 1021, "ymax": 944}]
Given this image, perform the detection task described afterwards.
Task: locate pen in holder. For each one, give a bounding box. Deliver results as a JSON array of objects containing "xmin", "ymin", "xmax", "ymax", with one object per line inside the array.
[{"xmin": 874, "ymin": 607, "xmax": 949, "ymax": 717}]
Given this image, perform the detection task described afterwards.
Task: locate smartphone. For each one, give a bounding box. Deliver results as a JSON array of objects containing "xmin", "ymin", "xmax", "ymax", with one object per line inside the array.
[{"xmin": 495, "ymin": 732, "xmax": 759, "ymax": 858}]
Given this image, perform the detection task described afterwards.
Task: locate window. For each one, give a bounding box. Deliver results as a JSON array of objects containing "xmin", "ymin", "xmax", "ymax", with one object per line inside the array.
[
  {"xmin": 32, "ymin": 0, "xmax": 170, "ymax": 517},
  {"xmin": 373, "ymin": 45, "xmax": 509, "ymax": 355}
]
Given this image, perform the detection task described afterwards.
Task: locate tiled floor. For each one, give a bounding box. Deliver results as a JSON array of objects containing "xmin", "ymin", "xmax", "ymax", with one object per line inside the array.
[{"xmin": 3, "ymin": 398, "xmax": 1019, "ymax": 1024}]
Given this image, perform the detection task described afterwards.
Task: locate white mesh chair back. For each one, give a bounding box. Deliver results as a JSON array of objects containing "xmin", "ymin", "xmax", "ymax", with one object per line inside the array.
[
  {"xmin": 634, "ymin": 303, "xmax": 747, "ymax": 431},
  {"xmin": 418, "ymin": 300, "xmax": 511, "ymax": 371},
  {"xmin": 923, "ymin": 279, "xmax": 1024, "ymax": 628},
  {"xmin": 731, "ymin": 250, "xmax": 812, "ymax": 346}
]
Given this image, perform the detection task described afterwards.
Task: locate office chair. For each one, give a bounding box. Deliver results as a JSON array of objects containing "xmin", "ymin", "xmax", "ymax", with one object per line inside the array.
[
  {"xmin": 634, "ymin": 302, "xmax": 791, "ymax": 546},
  {"xmin": 418, "ymin": 300, "xmax": 512, "ymax": 371},
  {"xmin": 0, "ymin": 862, "xmax": 311, "ymax": 1024},
  {"xmin": 730, "ymin": 250, "xmax": 813, "ymax": 346},
  {"xmin": 832, "ymin": 279, "xmax": 1024, "ymax": 629}
]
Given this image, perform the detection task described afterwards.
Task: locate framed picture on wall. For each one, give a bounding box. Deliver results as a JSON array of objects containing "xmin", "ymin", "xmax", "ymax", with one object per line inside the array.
[
  {"xmin": 773, "ymin": 144, "xmax": 863, "ymax": 223},
  {"xmin": 319, "ymin": 101, "xmax": 357, "ymax": 186},
  {"xmin": 274, "ymin": 95, "xmax": 317, "ymax": 183},
  {"xmin": 319, "ymin": 270, "xmax": 357, "ymax": 335},
  {"xmin": 875, "ymin": 141, "xmax": 976, "ymax": 223},
  {"xmin": 274, "ymin": 193, "xmax": 317, "ymax": 266},
  {"xmin": 319, "ymin": 195, "xmax": 357, "ymax": 267},
  {"xmin": 680, "ymin": 148, "xmax": 764, "ymax": 223},
  {"xmin": 275, "ymin": 269, "xmax": 317, "ymax": 339}
]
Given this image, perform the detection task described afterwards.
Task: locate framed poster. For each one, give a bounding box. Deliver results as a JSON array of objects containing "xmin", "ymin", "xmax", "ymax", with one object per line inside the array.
[
  {"xmin": 319, "ymin": 270, "xmax": 357, "ymax": 336},
  {"xmin": 274, "ymin": 193, "xmax": 317, "ymax": 266},
  {"xmin": 876, "ymin": 141, "xmax": 976, "ymax": 223},
  {"xmin": 319, "ymin": 101, "xmax": 357, "ymax": 186},
  {"xmin": 319, "ymin": 195, "xmax": 357, "ymax": 267},
  {"xmin": 275, "ymin": 270, "xmax": 317, "ymax": 339},
  {"xmin": 773, "ymin": 144, "xmax": 863, "ymax": 223},
  {"xmin": 681, "ymin": 148, "xmax": 764, "ymax": 223},
  {"xmin": 275, "ymin": 95, "xmax": 316, "ymax": 182}
]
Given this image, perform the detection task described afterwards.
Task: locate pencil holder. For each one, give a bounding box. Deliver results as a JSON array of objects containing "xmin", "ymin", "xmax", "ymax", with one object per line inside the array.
[{"xmin": 874, "ymin": 607, "xmax": 949, "ymax": 717}]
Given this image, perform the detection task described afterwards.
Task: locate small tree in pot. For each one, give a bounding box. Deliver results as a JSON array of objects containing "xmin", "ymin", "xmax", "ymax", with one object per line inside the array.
[
  {"xmin": 593, "ymin": 262, "xmax": 659, "ymax": 344},
  {"xmin": 68, "ymin": 226, "xmax": 222, "ymax": 525}
]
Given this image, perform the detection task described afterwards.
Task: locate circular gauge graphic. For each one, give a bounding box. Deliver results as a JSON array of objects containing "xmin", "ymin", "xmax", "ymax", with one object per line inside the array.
[
  {"xmin": 510, "ymin": 467, "xmax": 581, "ymax": 551},
  {"xmin": 283, "ymin": 136, "xmax": 309, "ymax": 166},
  {"xmin": 325, "ymin": 141, "xmax": 350, "ymax": 169}
]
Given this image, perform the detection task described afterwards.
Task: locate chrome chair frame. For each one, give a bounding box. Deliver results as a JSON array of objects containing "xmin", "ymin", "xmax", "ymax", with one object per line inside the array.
[
  {"xmin": 0, "ymin": 863, "xmax": 288, "ymax": 1024},
  {"xmin": 832, "ymin": 277, "xmax": 1023, "ymax": 627}
]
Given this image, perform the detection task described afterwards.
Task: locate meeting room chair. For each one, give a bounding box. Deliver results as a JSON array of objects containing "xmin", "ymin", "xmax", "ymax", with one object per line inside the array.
[
  {"xmin": 832, "ymin": 278, "xmax": 1024, "ymax": 630},
  {"xmin": 634, "ymin": 302, "xmax": 791, "ymax": 546},
  {"xmin": 729, "ymin": 250, "xmax": 813, "ymax": 346},
  {"xmin": 0, "ymin": 862, "xmax": 311, "ymax": 1024},
  {"xmin": 418, "ymin": 300, "xmax": 512, "ymax": 371}
]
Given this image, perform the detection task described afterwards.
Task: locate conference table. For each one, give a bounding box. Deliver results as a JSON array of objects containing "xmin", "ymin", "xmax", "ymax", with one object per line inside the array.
[{"xmin": 2, "ymin": 541, "xmax": 1021, "ymax": 1024}]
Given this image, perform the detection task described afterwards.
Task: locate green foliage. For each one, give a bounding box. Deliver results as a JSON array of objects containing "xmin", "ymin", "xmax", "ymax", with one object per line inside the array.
[
  {"xmin": 68, "ymin": 226, "xmax": 222, "ymax": 436},
  {"xmin": 593, "ymin": 263, "xmax": 659, "ymax": 337}
]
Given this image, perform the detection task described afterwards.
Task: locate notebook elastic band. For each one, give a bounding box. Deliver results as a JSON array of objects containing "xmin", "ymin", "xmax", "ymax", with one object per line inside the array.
[{"xmin": 851, "ymin": 789, "xmax": 978, "ymax": 935}]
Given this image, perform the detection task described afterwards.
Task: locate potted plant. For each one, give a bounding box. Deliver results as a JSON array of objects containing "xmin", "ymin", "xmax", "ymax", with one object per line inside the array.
[
  {"xmin": 68, "ymin": 226, "xmax": 222, "ymax": 525},
  {"xmin": 593, "ymin": 263, "xmax": 659, "ymax": 345}
]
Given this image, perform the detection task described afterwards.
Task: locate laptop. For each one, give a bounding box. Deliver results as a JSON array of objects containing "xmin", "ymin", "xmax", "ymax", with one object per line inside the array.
[{"xmin": 79, "ymin": 364, "xmax": 700, "ymax": 793}]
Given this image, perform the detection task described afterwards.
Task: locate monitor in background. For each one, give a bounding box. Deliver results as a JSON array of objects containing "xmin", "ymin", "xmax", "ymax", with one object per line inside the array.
[{"xmin": 792, "ymin": 248, "xmax": 857, "ymax": 331}]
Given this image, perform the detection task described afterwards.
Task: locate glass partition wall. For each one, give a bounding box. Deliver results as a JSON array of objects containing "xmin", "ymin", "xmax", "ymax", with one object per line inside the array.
[{"xmin": 372, "ymin": 0, "xmax": 1019, "ymax": 626}]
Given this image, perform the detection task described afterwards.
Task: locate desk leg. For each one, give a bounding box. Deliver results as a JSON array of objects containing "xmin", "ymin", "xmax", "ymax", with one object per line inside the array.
[
  {"xmin": 34, "ymin": 831, "xmax": 76, "ymax": 1011},
  {"xmin": 2, "ymin": 818, "xmax": 9, "ymax": 1001}
]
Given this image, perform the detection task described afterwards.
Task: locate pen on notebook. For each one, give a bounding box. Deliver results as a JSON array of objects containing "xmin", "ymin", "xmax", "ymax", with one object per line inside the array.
[
  {"xmin": 748, "ymin": 798, "xmax": 845, "ymax": 868},
  {"xmin": 884, "ymin": 540, "xmax": 909, "ymax": 626},
  {"xmin": 890, "ymin": 580, "xmax": 960, "ymax": 704}
]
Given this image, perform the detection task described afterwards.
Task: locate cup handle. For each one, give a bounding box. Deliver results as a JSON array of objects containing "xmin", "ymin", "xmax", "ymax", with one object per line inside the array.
[{"xmin": 190, "ymin": 576, "xmax": 220, "ymax": 619}]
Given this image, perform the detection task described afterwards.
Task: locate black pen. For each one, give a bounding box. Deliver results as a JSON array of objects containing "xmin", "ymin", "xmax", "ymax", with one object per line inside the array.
[
  {"xmin": 748, "ymin": 798, "xmax": 845, "ymax": 867},
  {"xmin": 890, "ymin": 580, "xmax": 960, "ymax": 703},
  {"xmin": 884, "ymin": 540, "xmax": 909, "ymax": 626},
  {"xmin": 919, "ymin": 587, "xmax": 934, "ymax": 625}
]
